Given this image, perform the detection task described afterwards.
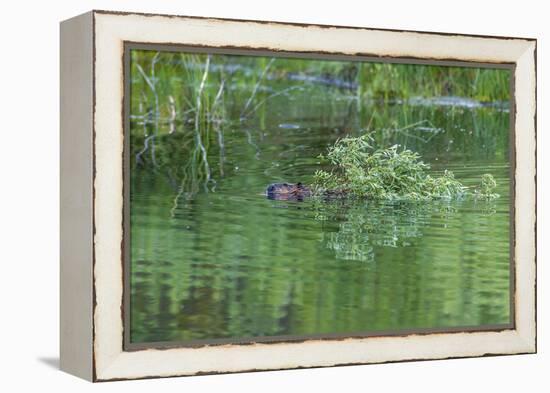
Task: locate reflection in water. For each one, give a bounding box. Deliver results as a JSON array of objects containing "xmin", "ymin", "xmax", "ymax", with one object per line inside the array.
[
  {"xmin": 317, "ymin": 199, "xmax": 459, "ymax": 262},
  {"xmin": 130, "ymin": 164, "xmax": 510, "ymax": 343}
]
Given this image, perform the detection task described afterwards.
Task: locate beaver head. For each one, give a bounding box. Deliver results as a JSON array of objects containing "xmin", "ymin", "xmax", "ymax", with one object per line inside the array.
[{"xmin": 266, "ymin": 182, "xmax": 311, "ymax": 201}]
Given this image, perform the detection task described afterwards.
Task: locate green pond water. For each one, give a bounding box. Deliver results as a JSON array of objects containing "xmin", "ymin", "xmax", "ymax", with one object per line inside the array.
[{"xmin": 129, "ymin": 78, "xmax": 511, "ymax": 345}]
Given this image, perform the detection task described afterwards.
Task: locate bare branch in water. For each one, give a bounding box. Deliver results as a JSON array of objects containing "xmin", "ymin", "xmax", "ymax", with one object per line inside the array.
[
  {"xmin": 168, "ymin": 95, "xmax": 176, "ymax": 134},
  {"xmin": 138, "ymin": 93, "xmax": 149, "ymax": 137},
  {"xmin": 240, "ymin": 58, "xmax": 276, "ymax": 119},
  {"xmin": 194, "ymin": 55, "xmax": 212, "ymax": 188},
  {"xmin": 135, "ymin": 63, "xmax": 155, "ymax": 93},
  {"xmin": 243, "ymin": 85, "xmax": 304, "ymax": 119},
  {"xmin": 244, "ymin": 129, "xmax": 261, "ymax": 160},
  {"xmin": 211, "ymin": 79, "xmax": 226, "ymax": 177},
  {"xmin": 135, "ymin": 55, "xmax": 161, "ymax": 167},
  {"xmin": 135, "ymin": 135, "xmax": 156, "ymax": 167},
  {"xmin": 211, "ymin": 79, "xmax": 225, "ymax": 119},
  {"xmin": 390, "ymin": 120, "xmax": 444, "ymax": 144}
]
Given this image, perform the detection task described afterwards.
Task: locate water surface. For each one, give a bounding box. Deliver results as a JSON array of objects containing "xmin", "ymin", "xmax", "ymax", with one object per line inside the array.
[{"xmin": 129, "ymin": 75, "xmax": 511, "ymax": 344}]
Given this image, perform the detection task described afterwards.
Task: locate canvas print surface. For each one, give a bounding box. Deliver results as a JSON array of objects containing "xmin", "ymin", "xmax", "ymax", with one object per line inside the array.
[{"xmin": 127, "ymin": 48, "xmax": 512, "ymax": 346}]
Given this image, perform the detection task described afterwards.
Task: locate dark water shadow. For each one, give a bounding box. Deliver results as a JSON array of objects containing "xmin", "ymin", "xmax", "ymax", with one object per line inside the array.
[{"xmin": 37, "ymin": 356, "xmax": 59, "ymax": 370}]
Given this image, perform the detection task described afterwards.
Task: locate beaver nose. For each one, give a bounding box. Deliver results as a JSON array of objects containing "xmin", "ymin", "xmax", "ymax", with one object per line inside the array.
[{"xmin": 267, "ymin": 185, "xmax": 275, "ymax": 193}]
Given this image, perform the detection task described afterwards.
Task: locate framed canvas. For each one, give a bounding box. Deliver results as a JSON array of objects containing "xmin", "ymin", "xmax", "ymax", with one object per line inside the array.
[{"xmin": 60, "ymin": 10, "xmax": 537, "ymax": 382}]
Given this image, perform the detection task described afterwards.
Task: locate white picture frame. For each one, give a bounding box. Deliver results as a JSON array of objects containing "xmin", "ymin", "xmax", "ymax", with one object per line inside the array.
[{"xmin": 60, "ymin": 10, "xmax": 536, "ymax": 381}]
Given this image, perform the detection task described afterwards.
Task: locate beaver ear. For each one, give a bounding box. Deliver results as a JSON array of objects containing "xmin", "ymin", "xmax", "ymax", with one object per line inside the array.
[
  {"xmin": 283, "ymin": 183, "xmax": 289, "ymax": 186},
  {"xmin": 297, "ymin": 182, "xmax": 303, "ymax": 187}
]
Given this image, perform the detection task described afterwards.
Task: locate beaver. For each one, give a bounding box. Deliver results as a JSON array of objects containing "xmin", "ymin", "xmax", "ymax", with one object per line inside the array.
[{"xmin": 266, "ymin": 182, "xmax": 312, "ymax": 201}]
